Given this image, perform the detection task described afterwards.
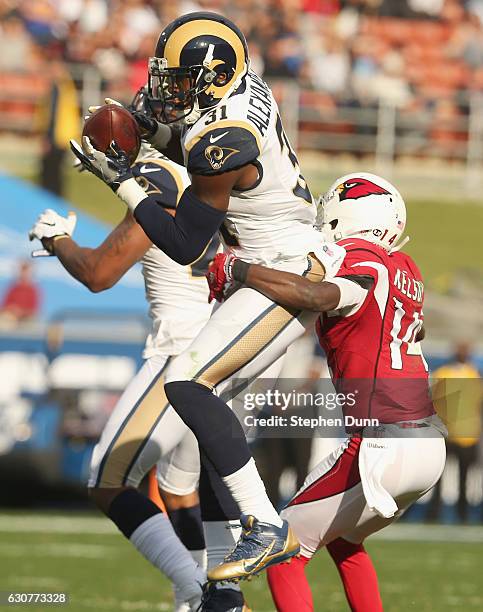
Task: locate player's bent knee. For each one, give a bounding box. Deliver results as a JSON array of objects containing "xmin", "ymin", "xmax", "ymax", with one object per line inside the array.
[
  {"xmin": 164, "ymin": 380, "xmax": 212, "ymax": 418},
  {"xmin": 160, "ymin": 489, "xmax": 199, "ymax": 511},
  {"xmin": 88, "ymin": 486, "xmax": 128, "ymax": 515}
]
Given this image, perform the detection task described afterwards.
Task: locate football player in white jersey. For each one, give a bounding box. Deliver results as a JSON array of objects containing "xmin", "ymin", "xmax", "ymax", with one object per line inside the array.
[
  {"xmin": 71, "ymin": 12, "xmax": 346, "ymax": 583},
  {"xmin": 29, "ymin": 128, "xmax": 242, "ymax": 610}
]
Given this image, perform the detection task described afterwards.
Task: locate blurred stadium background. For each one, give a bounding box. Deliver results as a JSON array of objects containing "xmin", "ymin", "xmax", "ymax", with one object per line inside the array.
[{"xmin": 0, "ymin": 0, "xmax": 482, "ymax": 610}]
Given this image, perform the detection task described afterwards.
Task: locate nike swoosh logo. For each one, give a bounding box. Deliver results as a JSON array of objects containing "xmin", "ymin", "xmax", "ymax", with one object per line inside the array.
[
  {"xmin": 139, "ymin": 166, "xmax": 159, "ymax": 174},
  {"xmin": 209, "ymin": 131, "xmax": 229, "ymax": 144},
  {"xmin": 43, "ymin": 222, "xmax": 56, "ymax": 226},
  {"xmin": 243, "ymin": 539, "xmax": 275, "ymax": 573}
]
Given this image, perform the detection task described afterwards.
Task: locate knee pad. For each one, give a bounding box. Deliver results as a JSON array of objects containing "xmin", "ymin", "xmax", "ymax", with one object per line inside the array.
[
  {"xmin": 157, "ymin": 463, "xmax": 199, "ymax": 496},
  {"xmin": 165, "ymin": 380, "xmax": 251, "ymax": 476},
  {"xmin": 164, "ymin": 380, "xmax": 219, "ymax": 436}
]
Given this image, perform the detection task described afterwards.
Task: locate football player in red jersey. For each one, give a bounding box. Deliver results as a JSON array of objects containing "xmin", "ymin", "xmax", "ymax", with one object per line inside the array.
[{"xmin": 207, "ymin": 172, "xmax": 447, "ymax": 611}]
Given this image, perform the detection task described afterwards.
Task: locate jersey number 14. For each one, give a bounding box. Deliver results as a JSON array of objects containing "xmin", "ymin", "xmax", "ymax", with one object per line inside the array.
[{"xmin": 389, "ymin": 297, "xmax": 428, "ymax": 371}]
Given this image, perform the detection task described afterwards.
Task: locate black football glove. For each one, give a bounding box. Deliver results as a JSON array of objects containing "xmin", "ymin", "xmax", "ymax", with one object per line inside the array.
[{"xmin": 131, "ymin": 110, "xmax": 158, "ymax": 138}]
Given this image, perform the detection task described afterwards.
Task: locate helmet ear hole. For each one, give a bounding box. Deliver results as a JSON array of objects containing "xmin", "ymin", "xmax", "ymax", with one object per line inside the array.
[
  {"xmin": 330, "ymin": 219, "xmax": 338, "ymax": 230},
  {"xmin": 214, "ymin": 72, "xmax": 229, "ymax": 86}
]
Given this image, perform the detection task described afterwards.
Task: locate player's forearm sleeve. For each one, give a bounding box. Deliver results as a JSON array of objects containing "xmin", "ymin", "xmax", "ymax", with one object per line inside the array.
[
  {"xmin": 330, "ymin": 277, "xmax": 368, "ymax": 311},
  {"xmin": 133, "ymin": 188, "xmax": 226, "ymax": 265}
]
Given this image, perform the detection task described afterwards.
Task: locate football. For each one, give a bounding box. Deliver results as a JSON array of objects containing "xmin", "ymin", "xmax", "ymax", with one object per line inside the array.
[{"xmin": 82, "ymin": 104, "xmax": 141, "ymax": 165}]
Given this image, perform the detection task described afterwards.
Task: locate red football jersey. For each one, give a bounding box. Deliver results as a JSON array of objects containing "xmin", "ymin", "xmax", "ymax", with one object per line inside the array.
[{"xmin": 316, "ymin": 238, "xmax": 434, "ymax": 423}]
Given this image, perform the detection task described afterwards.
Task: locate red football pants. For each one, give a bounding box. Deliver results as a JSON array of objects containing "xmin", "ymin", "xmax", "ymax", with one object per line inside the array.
[{"xmin": 267, "ymin": 538, "xmax": 383, "ymax": 612}]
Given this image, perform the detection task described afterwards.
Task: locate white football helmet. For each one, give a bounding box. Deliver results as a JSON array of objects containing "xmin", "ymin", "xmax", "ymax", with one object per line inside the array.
[{"xmin": 317, "ymin": 172, "xmax": 408, "ymax": 252}]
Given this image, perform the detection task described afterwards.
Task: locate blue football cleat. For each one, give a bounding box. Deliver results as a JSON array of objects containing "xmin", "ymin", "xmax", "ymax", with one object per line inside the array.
[{"xmin": 207, "ymin": 514, "xmax": 300, "ymax": 582}]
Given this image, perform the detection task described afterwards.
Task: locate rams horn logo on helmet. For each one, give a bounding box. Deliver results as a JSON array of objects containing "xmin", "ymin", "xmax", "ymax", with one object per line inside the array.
[
  {"xmin": 336, "ymin": 178, "xmax": 391, "ymax": 201},
  {"xmin": 205, "ymin": 145, "xmax": 239, "ymax": 171}
]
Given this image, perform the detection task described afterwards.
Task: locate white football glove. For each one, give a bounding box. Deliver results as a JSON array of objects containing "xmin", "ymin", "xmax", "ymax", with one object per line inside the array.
[
  {"xmin": 70, "ymin": 136, "xmax": 148, "ymax": 212},
  {"xmin": 29, "ymin": 209, "xmax": 77, "ymax": 242},
  {"xmin": 70, "ymin": 136, "xmax": 133, "ymax": 191},
  {"xmin": 72, "ymin": 154, "xmax": 85, "ymax": 173}
]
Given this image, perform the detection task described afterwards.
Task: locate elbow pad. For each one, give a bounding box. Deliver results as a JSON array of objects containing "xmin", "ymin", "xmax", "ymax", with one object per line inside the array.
[{"xmin": 134, "ymin": 188, "xmax": 225, "ymax": 265}]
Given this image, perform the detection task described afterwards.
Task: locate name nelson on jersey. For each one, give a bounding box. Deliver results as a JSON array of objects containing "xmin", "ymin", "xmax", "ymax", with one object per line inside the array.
[
  {"xmin": 246, "ymin": 72, "xmax": 273, "ymax": 137},
  {"xmin": 394, "ymin": 268, "xmax": 423, "ymax": 303}
]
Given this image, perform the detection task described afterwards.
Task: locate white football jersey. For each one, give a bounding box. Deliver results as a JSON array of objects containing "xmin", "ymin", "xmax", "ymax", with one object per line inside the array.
[
  {"xmin": 181, "ymin": 71, "xmax": 327, "ymax": 265},
  {"xmin": 132, "ymin": 145, "xmax": 216, "ymax": 358}
]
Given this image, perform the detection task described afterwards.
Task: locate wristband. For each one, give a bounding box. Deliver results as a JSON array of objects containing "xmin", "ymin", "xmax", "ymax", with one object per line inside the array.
[
  {"xmin": 232, "ymin": 259, "xmax": 249, "ymax": 284},
  {"xmin": 50, "ymin": 234, "xmax": 70, "ymax": 255},
  {"xmin": 117, "ymin": 177, "xmax": 149, "ymax": 212}
]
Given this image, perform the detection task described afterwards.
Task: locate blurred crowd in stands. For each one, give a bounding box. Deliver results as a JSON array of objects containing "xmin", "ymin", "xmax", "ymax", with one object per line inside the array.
[
  {"xmin": 0, "ymin": 0, "xmax": 483, "ymax": 167},
  {"xmin": 1, "ymin": 0, "xmax": 483, "ymax": 103}
]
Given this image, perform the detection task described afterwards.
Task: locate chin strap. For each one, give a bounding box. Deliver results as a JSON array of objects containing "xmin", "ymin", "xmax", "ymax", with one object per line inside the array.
[
  {"xmin": 183, "ymin": 104, "xmax": 202, "ymax": 125},
  {"xmin": 388, "ymin": 235, "xmax": 410, "ymax": 254},
  {"xmin": 327, "ymin": 227, "xmax": 411, "ymax": 254}
]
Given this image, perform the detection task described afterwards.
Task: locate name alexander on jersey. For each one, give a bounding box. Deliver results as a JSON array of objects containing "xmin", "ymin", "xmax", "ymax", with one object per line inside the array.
[{"xmin": 246, "ymin": 72, "xmax": 273, "ymax": 137}]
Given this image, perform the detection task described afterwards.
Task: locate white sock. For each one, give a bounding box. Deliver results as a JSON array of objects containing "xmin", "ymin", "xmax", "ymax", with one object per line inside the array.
[
  {"xmin": 173, "ymin": 548, "xmax": 207, "ymax": 611},
  {"xmin": 130, "ymin": 514, "xmax": 205, "ymax": 607},
  {"xmin": 173, "ymin": 548, "xmax": 207, "ymax": 612},
  {"xmin": 190, "ymin": 548, "xmax": 207, "ymax": 570},
  {"xmin": 204, "ymin": 520, "xmax": 242, "ymax": 592},
  {"xmin": 222, "ymin": 458, "xmax": 283, "ymax": 527},
  {"xmin": 173, "ymin": 599, "xmax": 190, "ymax": 612}
]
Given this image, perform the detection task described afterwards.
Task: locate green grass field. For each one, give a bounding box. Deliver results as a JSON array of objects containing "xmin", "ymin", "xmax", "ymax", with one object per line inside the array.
[{"xmin": 0, "ymin": 513, "xmax": 482, "ymax": 611}]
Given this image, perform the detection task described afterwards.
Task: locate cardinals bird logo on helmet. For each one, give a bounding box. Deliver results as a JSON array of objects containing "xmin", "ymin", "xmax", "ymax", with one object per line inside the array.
[{"xmin": 337, "ymin": 177, "xmax": 391, "ymax": 201}]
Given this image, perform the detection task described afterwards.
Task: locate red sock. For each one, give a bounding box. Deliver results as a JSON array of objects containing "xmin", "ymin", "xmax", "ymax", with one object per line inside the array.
[
  {"xmin": 267, "ymin": 556, "xmax": 313, "ymax": 612},
  {"xmin": 327, "ymin": 538, "xmax": 383, "ymax": 612}
]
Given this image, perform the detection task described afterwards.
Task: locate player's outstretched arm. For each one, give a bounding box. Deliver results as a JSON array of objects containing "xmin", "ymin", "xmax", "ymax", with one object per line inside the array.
[
  {"xmin": 54, "ymin": 213, "xmax": 151, "ymax": 292},
  {"xmin": 239, "ymin": 262, "xmax": 341, "ymax": 312},
  {"xmin": 30, "ymin": 210, "xmax": 151, "ymax": 292},
  {"xmin": 70, "ymin": 133, "xmax": 247, "ymax": 265},
  {"xmin": 207, "ymin": 253, "xmax": 369, "ymax": 312}
]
